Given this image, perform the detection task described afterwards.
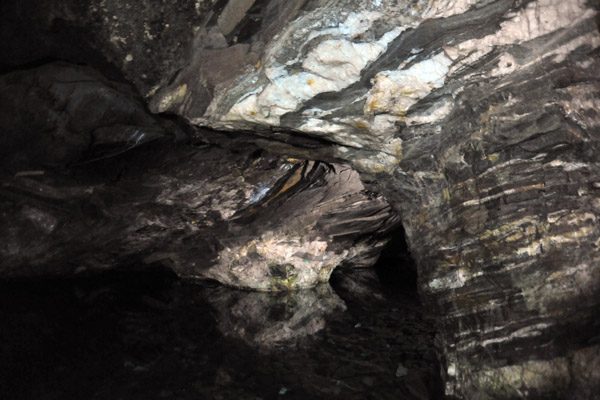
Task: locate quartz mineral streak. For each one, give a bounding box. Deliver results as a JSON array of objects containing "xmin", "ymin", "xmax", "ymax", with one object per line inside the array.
[
  {"xmin": 171, "ymin": 0, "xmax": 600, "ymax": 397},
  {"xmin": 1, "ymin": 0, "xmax": 600, "ymax": 398}
]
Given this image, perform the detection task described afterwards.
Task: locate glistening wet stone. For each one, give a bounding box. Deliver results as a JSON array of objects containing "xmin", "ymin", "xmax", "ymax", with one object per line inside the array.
[{"xmin": 0, "ymin": 268, "xmax": 443, "ymax": 400}]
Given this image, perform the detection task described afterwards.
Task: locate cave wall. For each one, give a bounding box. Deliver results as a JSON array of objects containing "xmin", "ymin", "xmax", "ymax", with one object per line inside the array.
[
  {"xmin": 147, "ymin": 1, "xmax": 600, "ymax": 395},
  {"xmin": 0, "ymin": 62, "xmax": 399, "ymax": 288},
  {"xmin": 1, "ymin": 0, "xmax": 599, "ymax": 398}
]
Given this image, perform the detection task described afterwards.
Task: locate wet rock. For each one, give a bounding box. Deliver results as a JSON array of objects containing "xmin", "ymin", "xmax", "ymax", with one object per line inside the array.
[
  {"xmin": 0, "ymin": 0, "xmax": 310, "ymax": 102},
  {"xmin": 0, "ymin": 62, "xmax": 399, "ymax": 289},
  {"xmin": 0, "ymin": 268, "xmax": 443, "ymax": 399},
  {"xmin": 143, "ymin": 0, "xmax": 599, "ymax": 397},
  {"xmin": 0, "ymin": 0, "xmax": 208, "ymax": 97},
  {"xmin": 1, "ymin": 0, "xmax": 600, "ymax": 398}
]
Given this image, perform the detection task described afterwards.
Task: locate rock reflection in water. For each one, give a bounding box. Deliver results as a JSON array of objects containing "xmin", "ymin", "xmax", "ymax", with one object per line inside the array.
[
  {"xmin": 206, "ymin": 284, "xmax": 346, "ymax": 348},
  {"xmin": 0, "ymin": 268, "xmax": 444, "ymax": 400}
]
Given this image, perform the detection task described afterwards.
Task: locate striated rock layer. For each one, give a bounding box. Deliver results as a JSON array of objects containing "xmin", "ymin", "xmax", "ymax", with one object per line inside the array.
[
  {"xmin": 1, "ymin": 0, "xmax": 600, "ymax": 398},
  {"xmin": 0, "ymin": 63, "xmax": 399, "ymax": 290},
  {"xmin": 150, "ymin": 0, "xmax": 599, "ymax": 397}
]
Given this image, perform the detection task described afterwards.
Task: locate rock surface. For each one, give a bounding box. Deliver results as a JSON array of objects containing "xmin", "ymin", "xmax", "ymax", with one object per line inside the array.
[
  {"xmin": 0, "ymin": 62, "xmax": 399, "ymax": 289},
  {"xmin": 156, "ymin": 1, "xmax": 600, "ymax": 398},
  {"xmin": 2, "ymin": 0, "xmax": 600, "ymax": 398}
]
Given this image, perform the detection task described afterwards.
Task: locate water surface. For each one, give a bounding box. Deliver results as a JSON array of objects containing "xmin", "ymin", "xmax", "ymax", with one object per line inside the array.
[{"xmin": 0, "ymin": 267, "xmax": 443, "ymax": 399}]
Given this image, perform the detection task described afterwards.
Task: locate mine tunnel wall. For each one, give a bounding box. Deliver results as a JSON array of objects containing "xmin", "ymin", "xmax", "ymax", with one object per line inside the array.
[{"xmin": 1, "ymin": 0, "xmax": 600, "ymax": 398}]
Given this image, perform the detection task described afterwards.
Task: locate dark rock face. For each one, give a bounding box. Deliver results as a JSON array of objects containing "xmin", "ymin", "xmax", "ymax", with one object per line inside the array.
[
  {"xmin": 1, "ymin": 0, "xmax": 600, "ymax": 398},
  {"xmin": 0, "ymin": 0, "xmax": 310, "ymax": 101},
  {"xmin": 0, "ymin": 62, "xmax": 170, "ymax": 170},
  {"xmin": 0, "ymin": 62, "xmax": 399, "ymax": 289},
  {"xmin": 385, "ymin": 48, "xmax": 600, "ymax": 399},
  {"xmin": 0, "ymin": 0, "xmax": 206, "ymax": 96},
  {"xmin": 0, "ymin": 268, "xmax": 444, "ymax": 400}
]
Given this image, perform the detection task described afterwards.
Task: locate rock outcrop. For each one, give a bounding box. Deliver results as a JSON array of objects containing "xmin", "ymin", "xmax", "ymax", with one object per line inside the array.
[
  {"xmin": 0, "ymin": 62, "xmax": 399, "ymax": 289},
  {"xmin": 1, "ymin": 0, "xmax": 599, "ymax": 398}
]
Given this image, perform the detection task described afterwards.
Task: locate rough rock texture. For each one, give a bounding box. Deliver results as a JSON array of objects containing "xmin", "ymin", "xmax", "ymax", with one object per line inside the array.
[
  {"xmin": 145, "ymin": 0, "xmax": 600, "ymax": 398},
  {"xmin": 0, "ymin": 0, "xmax": 310, "ymax": 100},
  {"xmin": 0, "ymin": 0, "xmax": 206, "ymax": 96},
  {"xmin": 0, "ymin": 62, "xmax": 399, "ymax": 290},
  {"xmin": 2, "ymin": 0, "xmax": 600, "ymax": 398}
]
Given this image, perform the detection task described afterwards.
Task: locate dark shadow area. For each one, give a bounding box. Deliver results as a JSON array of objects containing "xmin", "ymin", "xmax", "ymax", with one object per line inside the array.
[
  {"xmin": 0, "ymin": 260, "xmax": 444, "ymax": 400},
  {"xmin": 373, "ymin": 225, "xmax": 418, "ymax": 294},
  {"xmin": 0, "ymin": 7, "xmax": 442, "ymax": 393}
]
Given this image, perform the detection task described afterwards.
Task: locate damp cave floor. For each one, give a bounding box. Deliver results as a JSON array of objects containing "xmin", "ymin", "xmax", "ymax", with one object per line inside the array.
[{"xmin": 0, "ymin": 267, "xmax": 444, "ymax": 400}]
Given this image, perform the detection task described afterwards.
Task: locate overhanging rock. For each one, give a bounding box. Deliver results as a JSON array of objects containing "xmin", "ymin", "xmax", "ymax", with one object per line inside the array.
[
  {"xmin": 147, "ymin": 0, "xmax": 600, "ymax": 397},
  {"xmin": 0, "ymin": 63, "xmax": 400, "ymax": 289},
  {"xmin": 1, "ymin": 0, "xmax": 599, "ymax": 398}
]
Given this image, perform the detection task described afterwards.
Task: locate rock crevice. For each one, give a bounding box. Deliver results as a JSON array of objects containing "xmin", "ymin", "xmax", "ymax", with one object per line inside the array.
[{"xmin": 1, "ymin": 0, "xmax": 599, "ymax": 398}]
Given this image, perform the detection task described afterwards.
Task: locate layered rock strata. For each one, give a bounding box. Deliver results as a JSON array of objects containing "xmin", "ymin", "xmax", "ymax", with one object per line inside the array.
[
  {"xmin": 1, "ymin": 0, "xmax": 599, "ymax": 398},
  {"xmin": 149, "ymin": 1, "xmax": 600, "ymax": 397},
  {"xmin": 0, "ymin": 62, "xmax": 399, "ymax": 290}
]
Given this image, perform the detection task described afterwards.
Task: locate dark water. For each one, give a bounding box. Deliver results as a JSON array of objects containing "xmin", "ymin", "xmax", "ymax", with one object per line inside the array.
[{"xmin": 0, "ymin": 267, "xmax": 444, "ymax": 400}]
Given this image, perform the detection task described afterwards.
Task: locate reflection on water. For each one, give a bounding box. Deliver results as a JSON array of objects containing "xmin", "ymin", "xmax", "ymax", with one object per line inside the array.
[
  {"xmin": 206, "ymin": 284, "xmax": 346, "ymax": 348},
  {"xmin": 0, "ymin": 268, "xmax": 444, "ymax": 400}
]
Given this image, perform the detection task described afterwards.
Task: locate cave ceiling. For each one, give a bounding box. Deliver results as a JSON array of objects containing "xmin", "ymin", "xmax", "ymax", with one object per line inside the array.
[{"xmin": 1, "ymin": 0, "xmax": 600, "ymax": 398}]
